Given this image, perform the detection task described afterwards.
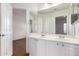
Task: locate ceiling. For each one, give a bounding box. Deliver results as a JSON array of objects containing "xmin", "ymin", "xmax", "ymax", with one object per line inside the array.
[
  {"xmin": 11, "ymin": 3, "xmax": 71, "ymax": 14},
  {"xmin": 11, "ymin": 3, "xmax": 44, "ymax": 11},
  {"xmin": 38, "ymin": 3, "xmax": 70, "ymax": 14}
]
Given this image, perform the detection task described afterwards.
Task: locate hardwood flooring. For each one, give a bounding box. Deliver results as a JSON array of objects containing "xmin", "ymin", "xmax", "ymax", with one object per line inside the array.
[{"xmin": 13, "ymin": 38, "xmax": 29, "ymax": 56}]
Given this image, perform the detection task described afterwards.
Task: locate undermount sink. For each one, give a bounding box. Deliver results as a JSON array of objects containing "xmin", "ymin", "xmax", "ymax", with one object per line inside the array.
[
  {"xmin": 41, "ymin": 34, "xmax": 45, "ymax": 36},
  {"xmin": 59, "ymin": 35, "xmax": 65, "ymax": 38},
  {"xmin": 58, "ymin": 36, "xmax": 70, "ymax": 40}
]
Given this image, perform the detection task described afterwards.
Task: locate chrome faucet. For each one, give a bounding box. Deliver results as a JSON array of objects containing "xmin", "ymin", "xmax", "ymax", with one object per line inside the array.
[{"xmin": 59, "ymin": 35, "xmax": 65, "ymax": 38}]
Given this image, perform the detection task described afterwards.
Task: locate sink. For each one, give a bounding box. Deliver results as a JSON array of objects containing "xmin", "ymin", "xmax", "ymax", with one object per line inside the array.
[
  {"xmin": 41, "ymin": 34, "xmax": 45, "ymax": 36},
  {"xmin": 59, "ymin": 35, "xmax": 65, "ymax": 38}
]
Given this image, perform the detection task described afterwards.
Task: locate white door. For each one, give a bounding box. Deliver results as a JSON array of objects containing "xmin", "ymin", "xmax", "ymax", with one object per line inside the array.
[
  {"xmin": 0, "ymin": 3, "xmax": 1, "ymax": 55},
  {"xmin": 0, "ymin": 3, "xmax": 12, "ymax": 56}
]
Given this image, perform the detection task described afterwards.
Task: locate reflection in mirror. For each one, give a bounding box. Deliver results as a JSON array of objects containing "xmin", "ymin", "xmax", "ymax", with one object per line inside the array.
[
  {"xmin": 71, "ymin": 14, "xmax": 79, "ymax": 24},
  {"xmin": 63, "ymin": 23, "xmax": 67, "ymax": 34},
  {"xmin": 55, "ymin": 16, "xmax": 67, "ymax": 35},
  {"xmin": 29, "ymin": 20, "xmax": 33, "ymax": 33},
  {"xmin": 30, "ymin": 4, "xmax": 79, "ymax": 36},
  {"xmin": 71, "ymin": 13, "xmax": 79, "ymax": 36}
]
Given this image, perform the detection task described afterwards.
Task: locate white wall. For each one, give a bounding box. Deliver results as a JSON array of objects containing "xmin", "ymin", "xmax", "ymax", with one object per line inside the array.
[{"xmin": 13, "ymin": 9, "xmax": 26, "ymax": 40}]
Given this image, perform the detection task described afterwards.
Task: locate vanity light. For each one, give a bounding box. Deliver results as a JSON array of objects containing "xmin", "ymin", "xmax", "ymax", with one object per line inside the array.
[
  {"xmin": 42, "ymin": 3, "xmax": 62, "ymax": 10},
  {"xmin": 44, "ymin": 3, "xmax": 62, "ymax": 7},
  {"xmin": 39, "ymin": 3, "xmax": 62, "ymax": 11}
]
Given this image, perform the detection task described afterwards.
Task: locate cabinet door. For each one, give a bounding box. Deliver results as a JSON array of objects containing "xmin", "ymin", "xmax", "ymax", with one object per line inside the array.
[
  {"xmin": 64, "ymin": 43, "xmax": 79, "ymax": 56},
  {"xmin": 64, "ymin": 43, "xmax": 74, "ymax": 56},
  {"xmin": 46, "ymin": 41, "xmax": 63, "ymax": 56},
  {"xmin": 37, "ymin": 39, "xmax": 46, "ymax": 56},
  {"xmin": 60, "ymin": 43, "xmax": 67, "ymax": 56},
  {"xmin": 29, "ymin": 38, "xmax": 38, "ymax": 56},
  {"xmin": 74, "ymin": 45, "xmax": 79, "ymax": 56}
]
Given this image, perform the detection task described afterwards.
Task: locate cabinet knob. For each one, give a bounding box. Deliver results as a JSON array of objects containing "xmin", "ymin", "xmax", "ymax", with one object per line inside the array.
[
  {"xmin": 62, "ymin": 44, "xmax": 64, "ymax": 46},
  {"xmin": 56, "ymin": 43, "xmax": 58, "ymax": 45}
]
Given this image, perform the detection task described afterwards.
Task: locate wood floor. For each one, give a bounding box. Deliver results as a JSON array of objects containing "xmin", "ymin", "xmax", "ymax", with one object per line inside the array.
[{"xmin": 13, "ymin": 38, "xmax": 29, "ymax": 56}]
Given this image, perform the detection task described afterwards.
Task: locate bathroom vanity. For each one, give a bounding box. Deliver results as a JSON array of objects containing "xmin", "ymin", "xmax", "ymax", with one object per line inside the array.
[
  {"xmin": 28, "ymin": 4, "xmax": 79, "ymax": 56},
  {"xmin": 29, "ymin": 13, "xmax": 79, "ymax": 56},
  {"xmin": 29, "ymin": 33, "xmax": 79, "ymax": 56}
]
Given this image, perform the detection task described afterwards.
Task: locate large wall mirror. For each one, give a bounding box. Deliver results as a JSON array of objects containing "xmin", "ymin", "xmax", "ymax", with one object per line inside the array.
[{"xmin": 29, "ymin": 3, "xmax": 79, "ymax": 36}]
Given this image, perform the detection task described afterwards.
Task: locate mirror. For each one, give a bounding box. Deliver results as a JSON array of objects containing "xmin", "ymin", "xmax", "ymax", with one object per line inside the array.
[
  {"xmin": 30, "ymin": 3, "xmax": 79, "ymax": 36},
  {"xmin": 55, "ymin": 16, "xmax": 67, "ymax": 35}
]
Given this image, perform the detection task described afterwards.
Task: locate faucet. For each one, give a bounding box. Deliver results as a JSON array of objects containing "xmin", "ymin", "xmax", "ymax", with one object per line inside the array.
[
  {"xmin": 59, "ymin": 35, "xmax": 65, "ymax": 38},
  {"xmin": 41, "ymin": 32, "xmax": 45, "ymax": 36}
]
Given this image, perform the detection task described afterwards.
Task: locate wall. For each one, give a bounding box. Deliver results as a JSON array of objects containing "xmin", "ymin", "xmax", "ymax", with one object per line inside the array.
[{"xmin": 13, "ymin": 9, "xmax": 26, "ymax": 40}]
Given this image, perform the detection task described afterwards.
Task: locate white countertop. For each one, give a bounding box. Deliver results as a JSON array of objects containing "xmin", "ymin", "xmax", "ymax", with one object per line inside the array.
[{"xmin": 29, "ymin": 33, "xmax": 79, "ymax": 45}]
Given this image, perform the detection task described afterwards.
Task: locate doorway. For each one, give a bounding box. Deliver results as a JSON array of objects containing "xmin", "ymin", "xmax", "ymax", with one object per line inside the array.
[
  {"xmin": 55, "ymin": 16, "xmax": 67, "ymax": 35},
  {"xmin": 12, "ymin": 8, "xmax": 28, "ymax": 56}
]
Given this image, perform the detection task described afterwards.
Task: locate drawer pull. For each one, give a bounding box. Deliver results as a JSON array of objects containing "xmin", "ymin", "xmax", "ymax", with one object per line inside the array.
[
  {"xmin": 62, "ymin": 44, "xmax": 64, "ymax": 46},
  {"xmin": 56, "ymin": 43, "xmax": 58, "ymax": 45}
]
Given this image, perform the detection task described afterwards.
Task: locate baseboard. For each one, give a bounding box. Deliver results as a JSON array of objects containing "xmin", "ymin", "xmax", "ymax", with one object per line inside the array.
[
  {"xmin": 24, "ymin": 53, "xmax": 29, "ymax": 56},
  {"xmin": 13, "ymin": 38, "xmax": 26, "ymax": 41}
]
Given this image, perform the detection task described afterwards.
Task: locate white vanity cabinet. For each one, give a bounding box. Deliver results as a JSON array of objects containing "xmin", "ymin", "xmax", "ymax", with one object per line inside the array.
[
  {"xmin": 29, "ymin": 37, "xmax": 79, "ymax": 56},
  {"xmin": 46, "ymin": 41, "xmax": 67, "ymax": 56},
  {"xmin": 46, "ymin": 41, "xmax": 79, "ymax": 56}
]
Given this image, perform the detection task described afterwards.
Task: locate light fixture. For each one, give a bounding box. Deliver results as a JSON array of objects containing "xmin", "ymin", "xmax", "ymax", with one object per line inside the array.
[
  {"xmin": 44, "ymin": 3, "xmax": 62, "ymax": 9},
  {"xmin": 39, "ymin": 3, "xmax": 62, "ymax": 11}
]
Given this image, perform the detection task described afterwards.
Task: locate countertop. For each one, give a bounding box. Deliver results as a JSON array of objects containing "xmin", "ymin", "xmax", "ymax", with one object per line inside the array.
[{"xmin": 29, "ymin": 33, "xmax": 79, "ymax": 45}]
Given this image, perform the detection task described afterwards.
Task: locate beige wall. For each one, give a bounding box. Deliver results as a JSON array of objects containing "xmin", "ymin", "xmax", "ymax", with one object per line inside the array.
[{"xmin": 13, "ymin": 9, "xmax": 26, "ymax": 40}]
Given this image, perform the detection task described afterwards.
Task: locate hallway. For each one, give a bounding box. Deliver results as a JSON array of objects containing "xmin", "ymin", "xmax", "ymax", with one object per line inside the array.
[{"xmin": 13, "ymin": 38, "xmax": 29, "ymax": 56}]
